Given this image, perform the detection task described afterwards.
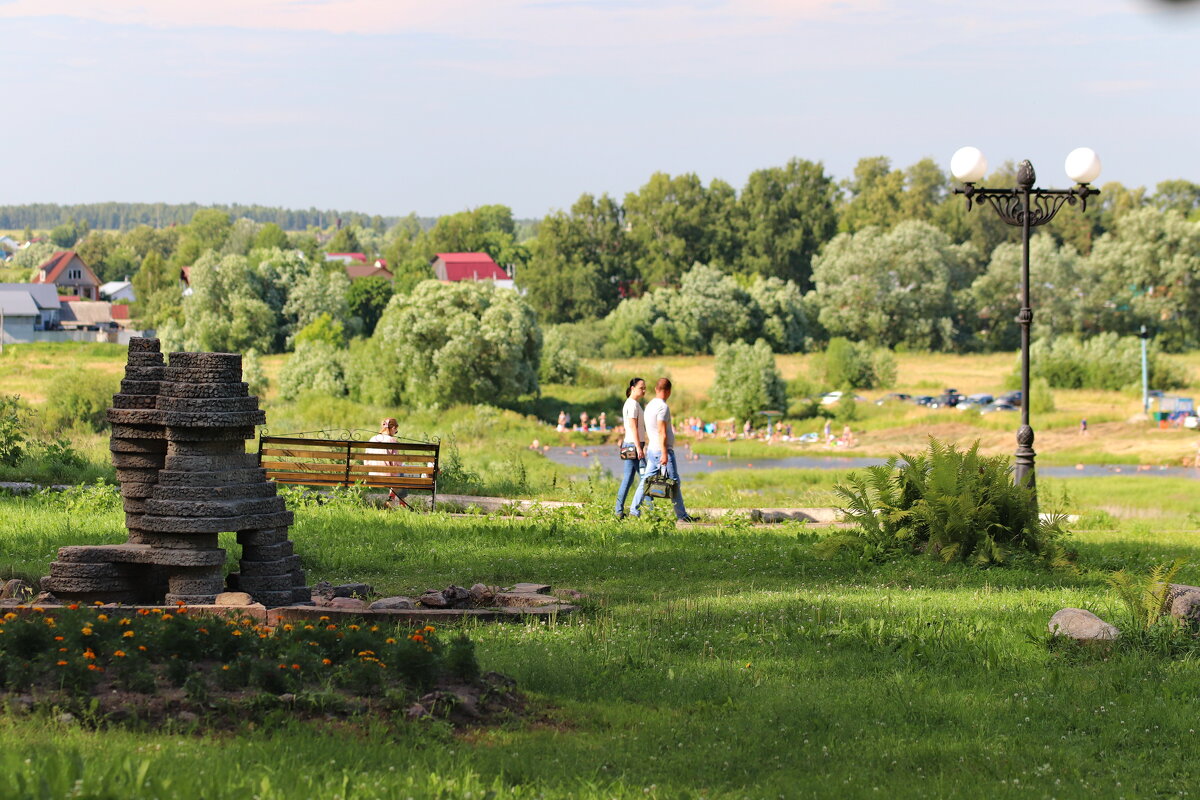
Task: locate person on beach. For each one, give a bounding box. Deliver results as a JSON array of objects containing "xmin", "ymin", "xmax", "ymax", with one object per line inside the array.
[
  {"xmin": 629, "ymin": 378, "xmax": 692, "ymax": 522},
  {"xmin": 614, "ymin": 377, "xmax": 647, "ymax": 519}
]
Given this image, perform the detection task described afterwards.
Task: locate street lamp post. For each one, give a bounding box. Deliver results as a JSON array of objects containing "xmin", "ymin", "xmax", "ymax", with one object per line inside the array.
[
  {"xmin": 951, "ymin": 146, "xmax": 1102, "ymax": 500},
  {"xmin": 1140, "ymin": 325, "xmax": 1151, "ymax": 415}
]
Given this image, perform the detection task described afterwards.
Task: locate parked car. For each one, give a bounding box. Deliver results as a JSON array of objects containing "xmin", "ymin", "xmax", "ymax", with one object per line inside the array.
[
  {"xmin": 998, "ymin": 391, "xmax": 1023, "ymax": 407},
  {"xmin": 929, "ymin": 389, "xmax": 962, "ymax": 409},
  {"xmin": 978, "ymin": 401, "xmax": 1019, "ymax": 415},
  {"xmin": 876, "ymin": 393, "xmax": 912, "ymax": 405},
  {"xmin": 820, "ymin": 391, "xmax": 866, "ymax": 406},
  {"xmin": 912, "ymin": 395, "xmax": 936, "ymax": 406},
  {"xmin": 957, "ymin": 393, "xmax": 995, "ymax": 411}
]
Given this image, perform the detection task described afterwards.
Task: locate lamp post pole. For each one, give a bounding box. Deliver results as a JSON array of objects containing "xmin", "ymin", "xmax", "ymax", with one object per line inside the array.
[
  {"xmin": 1140, "ymin": 325, "xmax": 1150, "ymax": 415},
  {"xmin": 951, "ymin": 149, "xmax": 1100, "ymax": 505}
]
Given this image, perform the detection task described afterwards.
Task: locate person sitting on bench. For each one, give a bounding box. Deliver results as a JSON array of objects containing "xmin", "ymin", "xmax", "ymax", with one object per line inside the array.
[{"xmin": 365, "ymin": 417, "xmax": 407, "ymax": 509}]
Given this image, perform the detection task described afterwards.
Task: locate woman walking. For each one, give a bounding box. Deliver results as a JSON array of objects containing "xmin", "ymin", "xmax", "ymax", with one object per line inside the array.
[{"xmin": 615, "ymin": 377, "xmax": 647, "ymax": 519}]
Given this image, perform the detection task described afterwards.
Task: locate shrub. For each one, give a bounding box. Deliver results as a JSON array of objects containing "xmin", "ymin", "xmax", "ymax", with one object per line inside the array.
[
  {"xmin": 539, "ymin": 326, "xmax": 580, "ymax": 385},
  {"xmin": 813, "ymin": 337, "xmax": 895, "ymax": 390},
  {"xmin": 242, "ymin": 349, "xmax": 269, "ymax": 397},
  {"xmin": 293, "ymin": 312, "xmax": 346, "ymax": 348},
  {"xmin": 0, "ymin": 395, "xmax": 30, "ymax": 466},
  {"xmin": 821, "ymin": 438, "xmax": 1071, "ymax": 567},
  {"xmin": 277, "ymin": 341, "xmax": 348, "ymax": 401},
  {"xmin": 1106, "ymin": 559, "xmax": 1187, "ymax": 632},
  {"xmin": 709, "ymin": 340, "xmax": 787, "ymax": 424},
  {"xmin": 1027, "ymin": 333, "xmax": 1188, "ymax": 391},
  {"xmin": 42, "ymin": 370, "xmax": 119, "ymax": 433}
]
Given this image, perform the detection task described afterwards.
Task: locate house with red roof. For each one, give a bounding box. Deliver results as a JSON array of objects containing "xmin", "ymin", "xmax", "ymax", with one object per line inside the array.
[
  {"xmin": 325, "ymin": 252, "xmax": 368, "ymax": 265},
  {"xmin": 344, "ymin": 259, "xmax": 393, "ymax": 283},
  {"xmin": 431, "ymin": 252, "xmax": 513, "ymax": 288},
  {"xmin": 32, "ymin": 251, "xmax": 101, "ymax": 300}
]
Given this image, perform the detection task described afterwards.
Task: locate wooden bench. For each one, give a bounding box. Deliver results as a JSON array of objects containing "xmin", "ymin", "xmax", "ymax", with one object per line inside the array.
[{"xmin": 257, "ymin": 434, "xmax": 440, "ymax": 510}]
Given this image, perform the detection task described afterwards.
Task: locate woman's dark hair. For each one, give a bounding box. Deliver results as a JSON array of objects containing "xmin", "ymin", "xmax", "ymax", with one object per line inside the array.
[{"xmin": 626, "ymin": 377, "xmax": 645, "ymax": 398}]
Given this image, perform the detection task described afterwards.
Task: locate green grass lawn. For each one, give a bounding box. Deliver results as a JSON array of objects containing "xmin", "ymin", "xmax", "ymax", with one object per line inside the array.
[{"xmin": 4, "ymin": 492, "xmax": 1200, "ymax": 798}]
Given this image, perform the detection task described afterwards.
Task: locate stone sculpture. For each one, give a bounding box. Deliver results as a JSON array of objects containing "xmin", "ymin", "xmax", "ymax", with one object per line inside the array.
[{"xmin": 41, "ymin": 338, "xmax": 309, "ymax": 607}]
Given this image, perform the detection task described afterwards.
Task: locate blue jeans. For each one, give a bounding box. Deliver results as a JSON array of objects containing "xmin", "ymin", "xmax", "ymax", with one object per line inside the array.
[
  {"xmin": 630, "ymin": 448, "xmax": 689, "ymax": 520},
  {"xmin": 614, "ymin": 453, "xmax": 645, "ymax": 516}
]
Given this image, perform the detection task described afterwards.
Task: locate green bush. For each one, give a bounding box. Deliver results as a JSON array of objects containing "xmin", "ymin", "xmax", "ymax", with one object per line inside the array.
[
  {"xmin": 1027, "ymin": 333, "xmax": 1188, "ymax": 391},
  {"xmin": 821, "ymin": 438, "xmax": 1071, "ymax": 567},
  {"xmin": 242, "ymin": 349, "xmax": 269, "ymax": 397},
  {"xmin": 0, "ymin": 395, "xmax": 30, "ymax": 466},
  {"xmin": 277, "ymin": 341, "xmax": 348, "ymax": 401},
  {"xmin": 813, "ymin": 337, "xmax": 896, "ymax": 390},
  {"xmin": 710, "ymin": 340, "xmax": 787, "ymax": 424},
  {"xmin": 293, "ymin": 312, "xmax": 346, "ymax": 348},
  {"xmin": 42, "ymin": 370, "xmax": 119, "ymax": 433},
  {"xmin": 539, "ymin": 326, "xmax": 580, "ymax": 385}
]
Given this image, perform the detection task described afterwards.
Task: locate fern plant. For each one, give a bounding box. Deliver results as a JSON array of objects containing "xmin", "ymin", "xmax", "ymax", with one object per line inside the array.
[
  {"xmin": 820, "ymin": 438, "xmax": 1071, "ymax": 568},
  {"xmin": 1106, "ymin": 559, "xmax": 1187, "ymax": 631}
]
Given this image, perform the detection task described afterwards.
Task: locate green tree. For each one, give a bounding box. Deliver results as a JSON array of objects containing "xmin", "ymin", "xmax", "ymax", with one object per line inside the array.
[
  {"xmin": 1078, "ymin": 207, "xmax": 1200, "ymax": 350},
  {"xmin": 168, "ymin": 252, "xmax": 275, "ymax": 354},
  {"xmin": 346, "ymin": 275, "xmax": 394, "ymax": 336},
  {"xmin": 748, "ymin": 276, "xmax": 808, "ymax": 353},
  {"xmin": 372, "ymin": 280, "xmax": 541, "ymax": 408},
  {"xmin": 624, "ymin": 172, "xmax": 739, "ymax": 285},
  {"xmin": 710, "ymin": 340, "xmax": 787, "ymax": 424},
  {"xmin": 130, "ymin": 251, "xmax": 179, "ymax": 326},
  {"xmin": 1153, "ymin": 179, "xmax": 1200, "ymax": 216},
  {"xmin": 970, "ymin": 233, "xmax": 1084, "ymax": 351},
  {"xmin": 539, "ymin": 326, "xmax": 580, "ymax": 385},
  {"xmin": 49, "ymin": 217, "xmax": 86, "ymax": 248},
  {"xmin": 252, "ymin": 222, "xmax": 290, "ymax": 251},
  {"xmin": 812, "ymin": 337, "xmax": 896, "ymax": 390},
  {"xmin": 809, "ymin": 221, "xmax": 980, "ymax": 351},
  {"xmin": 277, "ymin": 341, "xmax": 349, "ymax": 401},
  {"xmin": 188, "ymin": 209, "xmax": 232, "ymax": 252},
  {"xmin": 294, "ymin": 312, "xmax": 346, "ymax": 348},
  {"xmin": 282, "ymin": 265, "xmax": 352, "ymax": 347},
  {"xmin": 738, "ymin": 158, "xmax": 838, "ymax": 288},
  {"xmin": 838, "ymin": 157, "xmax": 904, "ymax": 233},
  {"xmin": 522, "ymin": 193, "xmax": 627, "ymax": 323},
  {"xmin": 326, "ymin": 225, "xmax": 362, "ymax": 254},
  {"xmin": 242, "ymin": 349, "xmax": 269, "ymax": 397}
]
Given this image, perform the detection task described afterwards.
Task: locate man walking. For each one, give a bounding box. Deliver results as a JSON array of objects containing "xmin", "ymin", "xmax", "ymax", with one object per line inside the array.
[{"xmin": 629, "ymin": 378, "xmax": 692, "ymax": 522}]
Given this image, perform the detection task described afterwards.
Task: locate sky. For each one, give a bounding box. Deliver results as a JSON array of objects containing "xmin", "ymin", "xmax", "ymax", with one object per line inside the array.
[{"xmin": 2, "ymin": 0, "xmax": 1198, "ymax": 218}]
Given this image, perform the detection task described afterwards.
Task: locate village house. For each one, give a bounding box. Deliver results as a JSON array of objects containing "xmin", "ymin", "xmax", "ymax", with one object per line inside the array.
[
  {"xmin": 0, "ymin": 283, "xmax": 61, "ymax": 329},
  {"xmin": 100, "ymin": 280, "xmax": 136, "ymax": 303},
  {"xmin": 345, "ymin": 258, "xmax": 393, "ymax": 283},
  {"xmin": 32, "ymin": 251, "xmax": 101, "ymax": 300},
  {"xmin": 0, "ymin": 291, "xmax": 40, "ymax": 343},
  {"xmin": 430, "ymin": 252, "xmax": 515, "ymax": 289}
]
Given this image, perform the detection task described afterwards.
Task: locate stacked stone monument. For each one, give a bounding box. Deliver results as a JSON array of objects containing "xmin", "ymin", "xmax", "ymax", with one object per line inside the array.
[{"xmin": 42, "ymin": 338, "xmax": 309, "ymax": 607}]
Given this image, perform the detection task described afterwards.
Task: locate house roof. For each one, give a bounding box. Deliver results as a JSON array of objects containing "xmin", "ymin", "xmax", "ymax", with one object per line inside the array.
[
  {"xmin": 100, "ymin": 280, "xmax": 133, "ymax": 295},
  {"xmin": 0, "ymin": 283, "xmax": 59, "ymax": 310},
  {"xmin": 434, "ymin": 252, "xmax": 508, "ymax": 281},
  {"xmin": 0, "ymin": 291, "xmax": 40, "ymax": 317},
  {"xmin": 326, "ymin": 252, "xmax": 368, "ymax": 262},
  {"xmin": 59, "ymin": 295, "xmax": 81, "ymax": 303},
  {"xmin": 32, "ymin": 251, "xmax": 99, "ymax": 286},
  {"xmin": 345, "ymin": 263, "xmax": 394, "ymax": 281},
  {"xmin": 110, "ymin": 305, "xmax": 131, "ymax": 321},
  {"xmin": 59, "ymin": 301, "xmax": 115, "ymax": 327}
]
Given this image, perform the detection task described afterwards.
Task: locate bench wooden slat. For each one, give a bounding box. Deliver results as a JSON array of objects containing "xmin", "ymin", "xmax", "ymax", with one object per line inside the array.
[
  {"xmin": 265, "ymin": 472, "xmax": 435, "ymax": 489},
  {"xmin": 261, "ymin": 461, "xmax": 435, "ymax": 476},
  {"xmin": 260, "ymin": 436, "xmax": 438, "ymax": 453}
]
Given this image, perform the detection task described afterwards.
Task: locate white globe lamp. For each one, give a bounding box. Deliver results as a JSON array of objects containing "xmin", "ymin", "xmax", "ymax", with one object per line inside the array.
[
  {"xmin": 1064, "ymin": 148, "xmax": 1102, "ymax": 185},
  {"xmin": 951, "ymin": 146, "xmax": 988, "ymax": 183}
]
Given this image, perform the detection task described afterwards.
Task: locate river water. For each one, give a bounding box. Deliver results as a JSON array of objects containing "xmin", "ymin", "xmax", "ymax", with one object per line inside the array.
[{"xmin": 542, "ymin": 446, "xmax": 1200, "ymax": 480}]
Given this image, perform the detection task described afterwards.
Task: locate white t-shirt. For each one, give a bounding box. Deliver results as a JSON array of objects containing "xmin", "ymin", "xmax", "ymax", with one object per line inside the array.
[
  {"xmin": 365, "ymin": 433, "xmax": 399, "ymax": 473},
  {"xmin": 644, "ymin": 397, "xmax": 674, "ymax": 450},
  {"xmin": 622, "ymin": 397, "xmax": 647, "ymax": 445}
]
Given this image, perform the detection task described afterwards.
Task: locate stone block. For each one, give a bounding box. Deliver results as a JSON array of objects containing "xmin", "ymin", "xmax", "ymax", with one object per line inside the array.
[
  {"xmin": 164, "ymin": 593, "xmax": 219, "ymax": 605},
  {"xmin": 237, "ymin": 528, "xmax": 290, "ymax": 546},
  {"xmin": 239, "ymin": 555, "xmax": 301, "ymax": 577},
  {"xmin": 241, "ymin": 541, "xmax": 293, "ymax": 561},
  {"xmin": 119, "ymin": 483, "xmax": 158, "ymax": 499},
  {"xmin": 41, "ymin": 576, "xmax": 139, "ymax": 593},
  {"xmin": 165, "ymin": 426, "xmax": 257, "ymax": 442},
  {"xmin": 507, "ymin": 583, "xmax": 552, "ymax": 594},
  {"xmin": 127, "ymin": 337, "xmax": 161, "ymax": 353},
  {"xmin": 229, "ymin": 573, "xmax": 295, "ymax": 593},
  {"xmin": 112, "ymin": 394, "xmax": 159, "ymax": 409},
  {"xmin": 151, "ymin": 482, "xmax": 276, "ymax": 502},
  {"xmin": 215, "ymin": 591, "xmax": 253, "ymax": 606},
  {"xmin": 125, "ymin": 352, "xmax": 164, "ymax": 366},
  {"xmin": 494, "ymin": 592, "xmax": 562, "ymax": 608},
  {"xmin": 327, "ymin": 597, "xmax": 365, "ymax": 610},
  {"xmin": 111, "ymin": 438, "xmax": 167, "ymax": 454},
  {"xmin": 110, "ymin": 424, "xmax": 166, "ymax": 440},
  {"xmin": 118, "ymin": 380, "xmax": 162, "ymax": 396},
  {"xmin": 157, "ymin": 396, "xmax": 260, "ymax": 413},
  {"xmin": 122, "ymin": 498, "xmax": 147, "ymax": 514},
  {"xmin": 167, "ymin": 574, "xmax": 227, "ymax": 596},
  {"xmin": 160, "ymin": 410, "xmax": 265, "ymax": 428},
  {"xmin": 168, "ymin": 352, "xmax": 241, "ymax": 370},
  {"xmin": 107, "ymin": 408, "xmax": 164, "ymax": 426},
  {"xmin": 157, "ymin": 468, "xmax": 267, "ymax": 486},
  {"xmin": 115, "ymin": 467, "xmax": 161, "ymax": 483},
  {"xmin": 122, "ymin": 366, "xmax": 165, "ymax": 381},
  {"xmin": 48, "ymin": 562, "xmax": 142, "ymax": 579},
  {"xmin": 162, "ymin": 453, "xmax": 259, "ymax": 472},
  {"xmin": 126, "ymin": 531, "xmax": 220, "ymax": 550},
  {"xmin": 112, "ymin": 452, "xmax": 164, "ymax": 469},
  {"xmin": 250, "ymin": 589, "xmax": 302, "ymax": 608},
  {"xmin": 137, "ymin": 510, "xmax": 293, "ymax": 534},
  {"xmin": 144, "ymin": 496, "xmax": 285, "ymax": 518},
  {"xmin": 159, "ymin": 382, "xmax": 249, "ymax": 399},
  {"xmin": 56, "ymin": 543, "xmax": 225, "ymax": 568},
  {"xmin": 162, "ymin": 366, "xmax": 243, "ymax": 383}
]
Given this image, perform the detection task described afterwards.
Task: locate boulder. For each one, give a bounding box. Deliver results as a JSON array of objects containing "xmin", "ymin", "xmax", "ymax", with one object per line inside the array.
[
  {"xmin": 1049, "ymin": 608, "xmax": 1120, "ymax": 641},
  {"xmin": 370, "ymin": 596, "xmax": 416, "ymax": 610},
  {"xmin": 327, "ymin": 597, "xmax": 366, "ymax": 610},
  {"xmin": 1169, "ymin": 589, "xmax": 1200, "ymax": 625},
  {"xmin": 494, "ymin": 592, "xmax": 562, "ymax": 608},
  {"xmin": 442, "ymin": 585, "xmax": 470, "ymax": 606},
  {"xmin": 215, "ymin": 591, "xmax": 253, "ymax": 606},
  {"xmin": 468, "ymin": 583, "xmax": 496, "ymax": 604},
  {"xmin": 0, "ymin": 578, "xmax": 33, "ymax": 601},
  {"xmin": 419, "ymin": 591, "xmax": 449, "ymax": 608},
  {"xmin": 508, "ymin": 582, "xmax": 551, "ymax": 595}
]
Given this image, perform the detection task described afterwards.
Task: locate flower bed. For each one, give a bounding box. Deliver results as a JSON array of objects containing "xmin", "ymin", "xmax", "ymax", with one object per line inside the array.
[{"xmin": 0, "ymin": 603, "xmax": 514, "ymax": 727}]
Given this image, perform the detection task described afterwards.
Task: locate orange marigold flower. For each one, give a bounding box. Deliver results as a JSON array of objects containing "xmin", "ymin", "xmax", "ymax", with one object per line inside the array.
[
  {"xmin": 322, "ymin": 658, "xmax": 332, "ymax": 665},
  {"xmin": 93, "ymin": 601, "xmax": 104, "ymax": 606},
  {"xmin": 67, "ymin": 603, "xmax": 80, "ymax": 610},
  {"xmin": 198, "ymin": 627, "xmax": 208, "ymax": 634},
  {"xmin": 161, "ymin": 614, "xmax": 173, "ymax": 621},
  {"xmin": 87, "ymin": 664, "xmax": 104, "ymax": 672},
  {"xmin": 58, "ymin": 647, "xmax": 67, "ymax": 652},
  {"xmin": 231, "ymin": 630, "xmax": 242, "ymax": 637},
  {"xmin": 410, "ymin": 634, "xmax": 425, "ymax": 643},
  {"xmin": 319, "ymin": 616, "xmax": 330, "ymax": 622},
  {"xmin": 303, "ymin": 624, "xmax": 314, "ymax": 630},
  {"xmin": 137, "ymin": 609, "xmax": 150, "ymax": 616},
  {"xmin": 123, "ymin": 630, "xmax": 135, "ymax": 638},
  {"xmin": 118, "ymin": 618, "xmax": 131, "ymax": 625},
  {"xmin": 176, "ymin": 600, "xmax": 186, "ymax": 606},
  {"xmin": 282, "ymin": 624, "xmax": 293, "ymax": 632},
  {"xmin": 369, "ymin": 625, "xmax": 379, "ymax": 632},
  {"xmin": 348, "ymin": 624, "xmax": 360, "ymax": 631},
  {"xmin": 423, "ymin": 625, "xmax": 435, "ymax": 633},
  {"xmin": 278, "ymin": 664, "xmax": 287, "ymax": 670},
  {"xmin": 54, "ymin": 635, "xmax": 64, "ymax": 641},
  {"xmin": 291, "ymin": 664, "xmax": 300, "ymax": 670},
  {"xmin": 97, "ymin": 614, "xmax": 108, "ymax": 622},
  {"xmin": 113, "ymin": 650, "xmax": 126, "ymax": 658},
  {"xmin": 151, "ymin": 609, "xmax": 163, "ymax": 615},
  {"xmin": 82, "ymin": 649, "xmax": 96, "ymax": 660},
  {"xmin": 385, "ymin": 638, "xmax": 396, "ymax": 644},
  {"xmin": 221, "ymin": 665, "xmax": 230, "ymax": 671},
  {"xmin": 138, "ymin": 645, "xmax": 147, "ymax": 651},
  {"xmin": 81, "ymin": 627, "xmax": 93, "ymax": 636},
  {"xmin": 56, "ymin": 660, "xmax": 68, "ymax": 666},
  {"xmin": 3, "ymin": 612, "xmax": 17, "ymax": 620},
  {"xmin": 326, "ymin": 624, "xmax": 337, "ymax": 631}
]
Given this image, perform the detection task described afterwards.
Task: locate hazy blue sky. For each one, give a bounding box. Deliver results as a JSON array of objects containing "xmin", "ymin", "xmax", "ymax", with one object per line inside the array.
[{"xmin": 2, "ymin": 0, "xmax": 1197, "ymax": 218}]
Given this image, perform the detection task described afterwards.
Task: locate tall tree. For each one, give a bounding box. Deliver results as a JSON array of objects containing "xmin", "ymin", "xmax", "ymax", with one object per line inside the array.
[
  {"xmin": 738, "ymin": 158, "xmax": 838, "ymax": 289},
  {"xmin": 624, "ymin": 172, "xmax": 736, "ymax": 285}
]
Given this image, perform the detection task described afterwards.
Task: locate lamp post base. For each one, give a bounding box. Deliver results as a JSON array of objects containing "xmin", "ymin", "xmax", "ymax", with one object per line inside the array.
[{"xmin": 1014, "ymin": 424, "xmax": 1036, "ymax": 505}]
